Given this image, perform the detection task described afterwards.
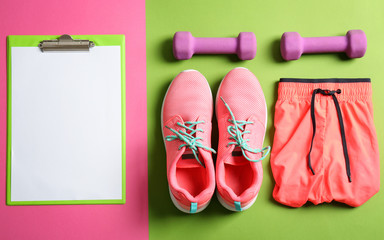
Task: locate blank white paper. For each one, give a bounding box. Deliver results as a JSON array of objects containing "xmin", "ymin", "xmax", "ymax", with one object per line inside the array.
[{"xmin": 10, "ymin": 46, "xmax": 123, "ymax": 202}]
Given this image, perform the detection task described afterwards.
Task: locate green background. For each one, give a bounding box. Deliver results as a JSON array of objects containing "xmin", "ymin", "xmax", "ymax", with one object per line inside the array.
[{"xmin": 146, "ymin": 0, "xmax": 384, "ymax": 239}]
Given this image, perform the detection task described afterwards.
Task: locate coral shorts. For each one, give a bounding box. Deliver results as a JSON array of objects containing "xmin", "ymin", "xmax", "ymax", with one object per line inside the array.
[{"xmin": 271, "ymin": 78, "xmax": 380, "ymax": 207}]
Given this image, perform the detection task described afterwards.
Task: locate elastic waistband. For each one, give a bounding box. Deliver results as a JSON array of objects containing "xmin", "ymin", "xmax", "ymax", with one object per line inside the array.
[{"xmin": 278, "ymin": 78, "xmax": 372, "ymax": 102}]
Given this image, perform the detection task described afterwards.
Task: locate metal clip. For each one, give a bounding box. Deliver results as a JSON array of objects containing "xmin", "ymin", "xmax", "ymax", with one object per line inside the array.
[{"xmin": 38, "ymin": 34, "xmax": 95, "ymax": 52}]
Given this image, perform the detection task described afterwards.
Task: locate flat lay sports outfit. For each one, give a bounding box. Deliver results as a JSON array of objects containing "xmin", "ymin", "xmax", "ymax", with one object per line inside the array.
[
  {"xmin": 163, "ymin": 29, "xmax": 379, "ymax": 214},
  {"xmin": 271, "ymin": 78, "xmax": 380, "ymax": 207}
]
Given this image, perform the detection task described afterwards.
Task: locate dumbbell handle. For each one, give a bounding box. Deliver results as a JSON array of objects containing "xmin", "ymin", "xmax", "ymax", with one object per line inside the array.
[
  {"xmin": 194, "ymin": 37, "xmax": 238, "ymax": 54},
  {"xmin": 303, "ymin": 36, "xmax": 348, "ymax": 53}
]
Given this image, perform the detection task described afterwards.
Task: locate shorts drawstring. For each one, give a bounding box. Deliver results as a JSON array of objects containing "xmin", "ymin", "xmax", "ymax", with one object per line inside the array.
[{"xmin": 308, "ymin": 88, "xmax": 352, "ymax": 183}]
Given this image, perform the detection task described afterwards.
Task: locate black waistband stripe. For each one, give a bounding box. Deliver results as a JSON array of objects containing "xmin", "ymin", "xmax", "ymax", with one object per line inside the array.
[{"xmin": 280, "ymin": 78, "xmax": 371, "ymax": 83}]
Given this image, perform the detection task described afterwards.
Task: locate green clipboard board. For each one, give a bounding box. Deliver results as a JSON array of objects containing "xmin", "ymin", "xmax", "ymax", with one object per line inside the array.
[{"xmin": 7, "ymin": 35, "xmax": 126, "ymax": 205}]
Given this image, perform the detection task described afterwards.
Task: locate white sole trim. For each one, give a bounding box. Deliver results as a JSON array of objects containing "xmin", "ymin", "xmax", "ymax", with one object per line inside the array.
[
  {"xmin": 216, "ymin": 191, "xmax": 258, "ymax": 212},
  {"xmin": 169, "ymin": 188, "xmax": 210, "ymax": 214}
]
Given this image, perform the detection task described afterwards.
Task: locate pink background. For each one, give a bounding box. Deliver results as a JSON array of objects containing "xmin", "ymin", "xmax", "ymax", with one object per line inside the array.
[{"xmin": 0, "ymin": 0, "xmax": 148, "ymax": 239}]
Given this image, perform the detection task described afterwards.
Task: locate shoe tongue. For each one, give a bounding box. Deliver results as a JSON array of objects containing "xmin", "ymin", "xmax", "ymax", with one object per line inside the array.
[
  {"xmin": 177, "ymin": 149, "xmax": 204, "ymax": 168},
  {"xmin": 223, "ymin": 115, "xmax": 264, "ymax": 164},
  {"xmin": 223, "ymin": 147, "xmax": 249, "ymax": 165}
]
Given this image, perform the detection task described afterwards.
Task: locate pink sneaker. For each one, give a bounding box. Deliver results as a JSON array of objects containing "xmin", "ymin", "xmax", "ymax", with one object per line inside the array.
[
  {"xmin": 215, "ymin": 68, "xmax": 270, "ymax": 211},
  {"xmin": 162, "ymin": 70, "xmax": 216, "ymax": 213}
]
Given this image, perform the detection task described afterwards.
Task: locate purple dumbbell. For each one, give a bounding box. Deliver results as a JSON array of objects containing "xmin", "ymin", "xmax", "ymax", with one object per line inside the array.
[
  {"xmin": 173, "ymin": 32, "xmax": 256, "ymax": 60},
  {"xmin": 280, "ymin": 30, "xmax": 367, "ymax": 60}
]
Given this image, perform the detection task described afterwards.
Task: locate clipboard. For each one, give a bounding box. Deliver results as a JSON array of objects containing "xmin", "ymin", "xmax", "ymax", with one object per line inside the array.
[{"xmin": 7, "ymin": 35, "xmax": 126, "ymax": 205}]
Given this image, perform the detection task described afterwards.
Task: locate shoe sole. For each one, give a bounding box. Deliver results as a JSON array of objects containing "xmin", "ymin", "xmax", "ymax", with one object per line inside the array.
[
  {"xmin": 161, "ymin": 70, "xmax": 213, "ymax": 213},
  {"xmin": 215, "ymin": 67, "xmax": 267, "ymax": 211}
]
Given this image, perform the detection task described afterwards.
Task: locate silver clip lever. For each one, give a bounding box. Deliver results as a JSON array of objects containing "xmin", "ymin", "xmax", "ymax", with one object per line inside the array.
[{"xmin": 38, "ymin": 34, "xmax": 95, "ymax": 52}]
